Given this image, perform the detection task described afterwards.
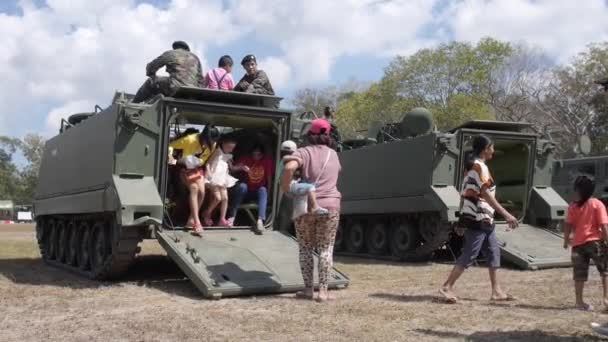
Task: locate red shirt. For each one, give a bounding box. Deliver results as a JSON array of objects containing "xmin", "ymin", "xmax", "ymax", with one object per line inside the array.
[
  {"xmin": 238, "ymin": 156, "xmax": 274, "ymax": 191},
  {"xmin": 566, "ymin": 198, "xmax": 608, "ymax": 247}
]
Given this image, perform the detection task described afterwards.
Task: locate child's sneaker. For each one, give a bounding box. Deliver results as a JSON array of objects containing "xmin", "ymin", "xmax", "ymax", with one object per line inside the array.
[
  {"xmin": 254, "ymin": 218, "xmax": 265, "ymax": 234},
  {"xmin": 313, "ymin": 207, "xmax": 329, "ymax": 216},
  {"xmin": 225, "ymin": 217, "xmax": 235, "ymax": 227}
]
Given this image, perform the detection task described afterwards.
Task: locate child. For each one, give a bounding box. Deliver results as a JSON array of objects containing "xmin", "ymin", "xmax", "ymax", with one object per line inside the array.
[
  {"xmin": 563, "ymin": 174, "xmax": 608, "ymax": 311},
  {"xmin": 202, "ymin": 136, "xmax": 239, "ymax": 227},
  {"xmin": 278, "ymin": 140, "xmax": 328, "ymax": 218},
  {"xmin": 204, "ymin": 55, "xmax": 235, "ymax": 91},
  {"xmin": 289, "ymin": 172, "xmax": 329, "ymax": 219}
]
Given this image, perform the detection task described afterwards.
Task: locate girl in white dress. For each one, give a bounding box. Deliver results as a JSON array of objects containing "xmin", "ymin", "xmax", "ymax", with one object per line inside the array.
[{"xmin": 202, "ymin": 137, "xmax": 239, "ymax": 226}]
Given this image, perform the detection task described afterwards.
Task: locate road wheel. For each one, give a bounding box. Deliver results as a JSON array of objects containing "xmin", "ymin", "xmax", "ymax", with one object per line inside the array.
[
  {"xmin": 334, "ymin": 221, "xmax": 345, "ymax": 252},
  {"xmin": 78, "ymin": 222, "xmax": 92, "ymax": 271},
  {"xmin": 66, "ymin": 221, "xmax": 79, "ymax": 266},
  {"xmin": 389, "ymin": 219, "xmax": 421, "ymax": 260},
  {"xmin": 91, "ymin": 222, "xmax": 111, "ymax": 272},
  {"xmin": 56, "ymin": 220, "xmax": 68, "ymax": 263},
  {"xmin": 345, "ymin": 220, "xmax": 365, "ymax": 253},
  {"xmin": 47, "ymin": 220, "xmax": 58, "ymax": 260},
  {"xmin": 366, "ymin": 220, "xmax": 389, "ymax": 255}
]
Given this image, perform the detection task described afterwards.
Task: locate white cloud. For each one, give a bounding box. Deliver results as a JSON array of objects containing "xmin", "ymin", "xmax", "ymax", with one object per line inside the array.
[
  {"xmin": 1, "ymin": 0, "xmax": 607, "ymax": 139},
  {"xmin": 258, "ymin": 57, "xmax": 291, "ymax": 91},
  {"xmin": 441, "ymin": 0, "xmax": 608, "ymax": 62},
  {"xmin": 45, "ymin": 99, "xmax": 96, "ymax": 136}
]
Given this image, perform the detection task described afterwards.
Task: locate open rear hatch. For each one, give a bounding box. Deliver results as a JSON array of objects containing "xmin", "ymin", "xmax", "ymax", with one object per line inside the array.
[
  {"xmin": 156, "ymin": 227, "xmax": 350, "ymax": 299},
  {"xmin": 494, "ymin": 224, "xmax": 570, "ymax": 270}
]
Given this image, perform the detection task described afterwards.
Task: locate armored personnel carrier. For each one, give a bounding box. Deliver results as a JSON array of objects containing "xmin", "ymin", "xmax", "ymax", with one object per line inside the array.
[
  {"xmin": 294, "ymin": 108, "xmax": 570, "ymax": 269},
  {"xmin": 33, "ymin": 88, "xmax": 349, "ymax": 299},
  {"xmin": 553, "ymin": 155, "xmax": 608, "ymax": 205}
]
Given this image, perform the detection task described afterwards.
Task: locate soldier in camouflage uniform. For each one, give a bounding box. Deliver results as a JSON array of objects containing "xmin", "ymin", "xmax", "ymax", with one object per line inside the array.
[
  {"xmin": 133, "ymin": 41, "xmax": 204, "ymax": 103},
  {"xmin": 233, "ymin": 54, "xmax": 275, "ymax": 96}
]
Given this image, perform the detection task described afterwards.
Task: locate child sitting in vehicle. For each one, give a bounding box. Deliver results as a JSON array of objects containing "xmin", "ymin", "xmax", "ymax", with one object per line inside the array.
[
  {"xmin": 202, "ymin": 136, "xmax": 239, "ymax": 227},
  {"xmin": 279, "ymin": 140, "xmax": 328, "ymax": 219}
]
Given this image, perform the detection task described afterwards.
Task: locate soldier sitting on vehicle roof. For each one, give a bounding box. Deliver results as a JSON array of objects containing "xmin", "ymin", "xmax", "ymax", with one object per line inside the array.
[
  {"xmin": 323, "ymin": 106, "xmax": 342, "ymax": 152},
  {"xmin": 132, "ymin": 41, "xmax": 204, "ymax": 103},
  {"xmin": 233, "ymin": 54, "xmax": 275, "ymax": 96}
]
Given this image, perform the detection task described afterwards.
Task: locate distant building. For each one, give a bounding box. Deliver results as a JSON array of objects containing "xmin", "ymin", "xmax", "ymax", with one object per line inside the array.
[{"xmin": 0, "ymin": 200, "xmax": 14, "ymax": 222}]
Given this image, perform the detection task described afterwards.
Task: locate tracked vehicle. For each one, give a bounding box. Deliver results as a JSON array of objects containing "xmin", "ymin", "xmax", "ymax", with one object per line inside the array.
[
  {"xmin": 33, "ymin": 88, "xmax": 349, "ymax": 298},
  {"xmin": 293, "ymin": 109, "xmax": 571, "ymax": 269}
]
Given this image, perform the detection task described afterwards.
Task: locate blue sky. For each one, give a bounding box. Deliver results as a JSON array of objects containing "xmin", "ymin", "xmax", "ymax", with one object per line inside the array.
[{"xmin": 0, "ymin": 0, "xmax": 607, "ymax": 141}]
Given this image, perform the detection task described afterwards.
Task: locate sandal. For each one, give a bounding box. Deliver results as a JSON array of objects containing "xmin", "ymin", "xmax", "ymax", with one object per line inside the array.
[
  {"xmin": 192, "ymin": 223, "xmax": 204, "ymax": 236},
  {"xmin": 491, "ymin": 294, "xmax": 516, "ymax": 302},
  {"xmin": 219, "ymin": 219, "xmax": 232, "ymax": 227},
  {"xmin": 202, "ymin": 216, "xmax": 214, "ymax": 227},
  {"xmin": 439, "ymin": 288, "xmax": 458, "ymax": 304},
  {"xmin": 315, "ymin": 293, "xmax": 336, "ymax": 303},
  {"xmin": 184, "ymin": 218, "xmax": 195, "ymax": 229},
  {"xmin": 295, "ymin": 290, "xmax": 314, "ymax": 300},
  {"xmin": 577, "ymin": 303, "xmax": 594, "ymax": 312}
]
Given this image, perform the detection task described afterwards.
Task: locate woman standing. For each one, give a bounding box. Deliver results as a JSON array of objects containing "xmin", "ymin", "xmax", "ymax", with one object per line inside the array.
[
  {"xmin": 439, "ymin": 134, "xmax": 519, "ymax": 303},
  {"xmin": 282, "ymin": 119, "xmax": 342, "ymax": 302}
]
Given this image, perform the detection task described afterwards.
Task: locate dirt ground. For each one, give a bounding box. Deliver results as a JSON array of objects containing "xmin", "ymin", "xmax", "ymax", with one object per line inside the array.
[{"xmin": 1, "ymin": 224, "xmax": 607, "ymax": 342}]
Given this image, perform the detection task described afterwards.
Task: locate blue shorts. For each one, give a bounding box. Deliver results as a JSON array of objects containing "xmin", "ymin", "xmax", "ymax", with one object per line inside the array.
[{"xmin": 456, "ymin": 224, "xmax": 501, "ymax": 268}]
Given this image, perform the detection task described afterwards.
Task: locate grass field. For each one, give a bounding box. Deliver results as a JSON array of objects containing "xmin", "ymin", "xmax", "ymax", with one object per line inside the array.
[{"xmin": 0, "ymin": 224, "xmax": 607, "ymax": 341}]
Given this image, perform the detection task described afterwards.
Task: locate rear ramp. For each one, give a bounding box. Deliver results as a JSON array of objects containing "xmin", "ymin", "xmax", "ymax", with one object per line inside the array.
[
  {"xmin": 156, "ymin": 228, "xmax": 350, "ymax": 299},
  {"xmin": 494, "ymin": 224, "xmax": 571, "ymax": 270}
]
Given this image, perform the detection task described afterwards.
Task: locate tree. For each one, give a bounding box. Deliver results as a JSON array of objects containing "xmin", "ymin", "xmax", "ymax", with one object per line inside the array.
[
  {"xmin": 16, "ymin": 134, "xmax": 46, "ymax": 204},
  {"xmin": 531, "ymin": 42, "xmax": 608, "ymax": 154},
  {"xmin": 0, "ymin": 137, "xmax": 21, "ymax": 201},
  {"xmin": 338, "ymin": 38, "xmax": 514, "ymax": 132}
]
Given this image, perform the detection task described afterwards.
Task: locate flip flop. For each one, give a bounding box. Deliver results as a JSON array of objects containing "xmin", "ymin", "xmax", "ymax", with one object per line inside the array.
[
  {"xmin": 192, "ymin": 223, "xmax": 204, "ymax": 236},
  {"xmin": 439, "ymin": 289, "xmax": 458, "ymax": 304},
  {"xmin": 315, "ymin": 293, "xmax": 337, "ymax": 303},
  {"xmin": 577, "ymin": 303, "xmax": 594, "ymax": 312},
  {"xmin": 184, "ymin": 219, "xmax": 195, "ymax": 229},
  {"xmin": 295, "ymin": 290, "xmax": 314, "ymax": 300},
  {"xmin": 491, "ymin": 294, "xmax": 516, "ymax": 302}
]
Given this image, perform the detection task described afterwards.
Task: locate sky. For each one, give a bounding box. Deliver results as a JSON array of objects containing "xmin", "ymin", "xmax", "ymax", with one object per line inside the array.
[{"xmin": 0, "ymin": 0, "xmax": 607, "ymax": 139}]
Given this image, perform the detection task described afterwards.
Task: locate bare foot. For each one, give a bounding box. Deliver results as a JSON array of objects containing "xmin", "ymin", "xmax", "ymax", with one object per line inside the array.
[
  {"xmin": 491, "ymin": 291, "xmax": 516, "ymax": 302},
  {"xmin": 439, "ymin": 287, "xmax": 458, "ymax": 304},
  {"xmin": 316, "ymin": 291, "xmax": 336, "ymax": 303}
]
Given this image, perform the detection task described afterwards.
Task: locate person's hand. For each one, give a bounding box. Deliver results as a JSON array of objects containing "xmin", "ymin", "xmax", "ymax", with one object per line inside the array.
[
  {"xmin": 504, "ymin": 212, "xmax": 519, "ymax": 229},
  {"xmin": 242, "ymin": 165, "xmax": 250, "ymax": 173},
  {"xmin": 455, "ymin": 226, "xmax": 465, "ymax": 236}
]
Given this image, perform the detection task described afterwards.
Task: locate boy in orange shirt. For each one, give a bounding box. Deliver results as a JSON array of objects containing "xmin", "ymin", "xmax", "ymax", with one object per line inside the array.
[{"xmin": 563, "ymin": 175, "xmax": 608, "ymax": 311}]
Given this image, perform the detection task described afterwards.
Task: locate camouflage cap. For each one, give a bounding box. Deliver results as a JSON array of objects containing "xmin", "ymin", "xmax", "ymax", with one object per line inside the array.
[
  {"xmin": 241, "ymin": 54, "xmax": 256, "ymax": 65},
  {"xmin": 172, "ymin": 41, "xmax": 190, "ymax": 51}
]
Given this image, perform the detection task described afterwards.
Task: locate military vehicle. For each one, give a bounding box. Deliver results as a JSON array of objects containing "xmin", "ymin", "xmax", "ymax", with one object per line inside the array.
[
  {"xmin": 551, "ymin": 134, "xmax": 608, "ymax": 206},
  {"xmin": 553, "ymin": 155, "xmax": 608, "ymax": 205},
  {"xmin": 33, "ymin": 88, "xmax": 349, "ymax": 299},
  {"xmin": 293, "ymin": 108, "xmax": 571, "ymax": 270}
]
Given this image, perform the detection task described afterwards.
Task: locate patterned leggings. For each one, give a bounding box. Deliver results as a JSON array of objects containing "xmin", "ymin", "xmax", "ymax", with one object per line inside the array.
[{"xmin": 294, "ymin": 211, "xmax": 340, "ymax": 292}]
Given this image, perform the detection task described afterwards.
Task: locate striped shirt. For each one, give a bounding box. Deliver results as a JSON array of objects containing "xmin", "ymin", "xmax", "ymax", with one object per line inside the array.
[{"xmin": 460, "ymin": 159, "xmax": 496, "ymax": 223}]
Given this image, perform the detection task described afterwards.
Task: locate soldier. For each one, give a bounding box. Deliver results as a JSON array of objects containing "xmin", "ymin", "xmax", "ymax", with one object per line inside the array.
[
  {"xmin": 233, "ymin": 54, "xmax": 275, "ymax": 96},
  {"xmin": 132, "ymin": 41, "xmax": 204, "ymax": 103},
  {"xmin": 323, "ymin": 106, "xmax": 342, "ymax": 151}
]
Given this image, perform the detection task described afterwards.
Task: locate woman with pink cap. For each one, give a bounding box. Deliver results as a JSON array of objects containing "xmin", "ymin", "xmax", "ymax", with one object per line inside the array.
[{"xmin": 281, "ymin": 119, "xmax": 342, "ymax": 302}]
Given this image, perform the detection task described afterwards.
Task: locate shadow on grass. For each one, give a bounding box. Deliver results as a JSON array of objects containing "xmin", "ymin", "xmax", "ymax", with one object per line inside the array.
[
  {"xmin": 369, "ymin": 292, "xmax": 478, "ymax": 304},
  {"xmin": 415, "ymin": 328, "xmax": 603, "ymax": 341},
  {"xmin": 487, "ymin": 302, "xmax": 572, "ymax": 311},
  {"xmin": 334, "ymin": 256, "xmax": 430, "ymax": 267},
  {"xmin": 0, "ymin": 255, "xmax": 201, "ymax": 299}
]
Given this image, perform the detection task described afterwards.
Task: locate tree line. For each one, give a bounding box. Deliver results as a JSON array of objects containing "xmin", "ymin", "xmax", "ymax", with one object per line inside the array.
[
  {"xmin": 0, "ymin": 134, "xmax": 45, "ymax": 204},
  {"xmin": 291, "ymin": 38, "xmax": 608, "ymax": 156}
]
